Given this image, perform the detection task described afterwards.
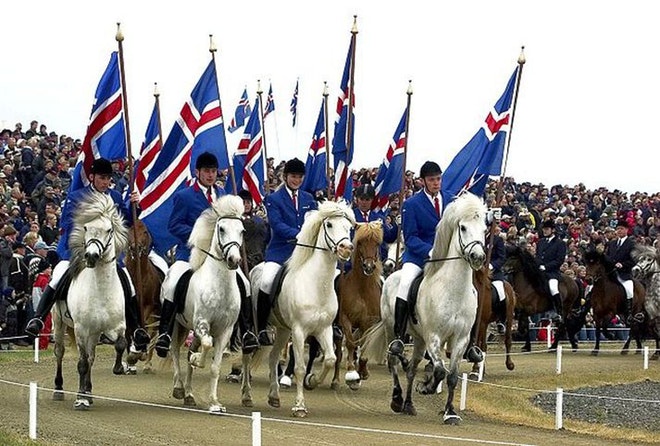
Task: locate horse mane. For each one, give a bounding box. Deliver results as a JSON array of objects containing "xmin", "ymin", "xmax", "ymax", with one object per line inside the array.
[
  {"xmin": 426, "ymin": 193, "xmax": 486, "ymax": 276},
  {"xmin": 508, "ymin": 245, "xmax": 547, "ymax": 293},
  {"xmin": 353, "ymin": 221, "xmax": 383, "ymax": 247},
  {"xmin": 287, "ymin": 199, "xmax": 355, "ymax": 272},
  {"xmin": 69, "ymin": 192, "xmax": 129, "ymax": 277},
  {"xmin": 632, "ymin": 244, "xmax": 659, "ymax": 264},
  {"xmin": 583, "ymin": 249, "xmax": 618, "ymax": 282},
  {"xmin": 189, "ymin": 195, "xmax": 244, "ymax": 271}
]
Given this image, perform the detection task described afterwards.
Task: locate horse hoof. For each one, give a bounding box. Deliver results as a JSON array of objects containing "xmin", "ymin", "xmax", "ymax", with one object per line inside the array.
[
  {"xmin": 506, "ymin": 362, "xmax": 515, "ymax": 371},
  {"xmin": 651, "ymin": 353, "xmax": 660, "ymax": 361},
  {"xmin": 268, "ymin": 397, "xmax": 280, "ymax": 408},
  {"xmin": 402, "ymin": 401, "xmax": 417, "ymax": 416},
  {"xmin": 53, "ymin": 391, "xmax": 64, "ymax": 401},
  {"xmin": 226, "ymin": 373, "xmax": 241, "ymax": 384},
  {"xmin": 279, "ymin": 375, "xmax": 292, "ymax": 389},
  {"xmin": 183, "ymin": 395, "xmax": 196, "ymax": 407},
  {"xmin": 443, "ymin": 413, "xmax": 461, "ymax": 425},
  {"xmin": 303, "ymin": 373, "xmax": 318, "ymax": 391},
  {"xmin": 74, "ymin": 399, "xmax": 90, "ymax": 410},
  {"xmin": 125, "ymin": 365, "xmax": 137, "ymax": 375},
  {"xmin": 172, "ymin": 387, "xmax": 185, "ymax": 400},
  {"xmin": 359, "ymin": 371, "xmax": 370, "ymax": 381},
  {"xmin": 347, "ymin": 381, "xmax": 361, "ymax": 391},
  {"xmin": 189, "ymin": 353, "xmax": 203, "ymax": 368},
  {"xmin": 291, "ymin": 407, "xmax": 308, "ymax": 418},
  {"xmin": 521, "ymin": 346, "xmax": 531, "ymax": 353},
  {"xmin": 590, "ymin": 350, "xmax": 599, "ymax": 356},
  {"xmin": 242, "ymin": 398, "xmax": 254, "ymax": 408},
  {"xmin": 209, "ymin": 404, "xmax": 226, "ymax": 414},
  {"xmin": 620, "ymin": 350, "xmax": 629, "ymax": 356},
  {"xmin": 330, "ymin": 381, "xmax": 339, "ymax": 391},
  {"xmin": 468, "ymin": 372, "xmax": 480, "ymax": 382},
  {"xmin": 390, "ymin": 397, "xmax": 403, "ymax": 413}
]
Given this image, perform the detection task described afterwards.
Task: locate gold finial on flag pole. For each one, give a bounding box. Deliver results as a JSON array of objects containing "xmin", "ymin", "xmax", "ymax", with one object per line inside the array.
[
  {"xmin": 352, "ymin": 14, "xmax": 358, "ymax": 34},
  {"xmin": 518, "ymin": 45, "xmax": 526, "ymax": 65},
  {"xmin": 209, "ymin": 34, "xmax": 217, "ymax": 53},
  {"xmin": 115, "ymin": 22, "xmax": 124, "ymax": 42}
]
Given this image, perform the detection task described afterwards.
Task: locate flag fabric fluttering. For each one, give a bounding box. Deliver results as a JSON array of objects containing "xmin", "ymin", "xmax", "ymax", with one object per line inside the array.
[
  {"xmin": 263, "ymin": 83, "xmax": 275, "ymax": 119},
  {"xmin": 442, "ymin": 68, "xmax": 518, "ymax": 199},
  {"xmin": 373, "ymin": 108, "xmax": 407, "ymax": 211},
  {"xmin": 228, "ymin": 87, "xmax": 252, "ymax": 133},
  {"xmin": 290, "ymin": 79, "xmax": 299, "ymax": 127},
  {"xmin": 301, "ymin": 101, "xmax": 327, "ymax": 194},
  {"xmin": 229, "ymin": 95, "xmax": 266, "ymax": 204},
  {"xmin": 332, "ymin": 38, "xmax": 355, "ymax": 202},
  {"xmin": 140, "ymin": 59, "xmax": 229, "ymax": 255},
  {"xmin": 70, "ymin": 52, "xmax": 127, "ymax": 192},
  {"xmin": 134, "ymin": 100, "xmax": 161, "ymax": 195}
]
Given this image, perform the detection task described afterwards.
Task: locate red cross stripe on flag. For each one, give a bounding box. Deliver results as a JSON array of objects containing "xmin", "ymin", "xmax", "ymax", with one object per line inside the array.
[{"xmin": 483, "ymin": 108, "xmax": 511, "ymax": 140}]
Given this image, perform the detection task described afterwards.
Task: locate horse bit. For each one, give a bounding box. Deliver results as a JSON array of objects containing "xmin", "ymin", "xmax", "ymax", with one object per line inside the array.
[
  {"xmin": 85, "ymin": 227, "xmax": 116, "ymax": 263},
  {"xmin": 293, "ymin": 216, "xmax": 353, "ymax": 261},
  {"xmin": 197, "ymin": 216, "xmax": 244, "ymax": 263},
  {"xmin": 426, "ymin": 222, "xmax": 485, "ymax": 264}
]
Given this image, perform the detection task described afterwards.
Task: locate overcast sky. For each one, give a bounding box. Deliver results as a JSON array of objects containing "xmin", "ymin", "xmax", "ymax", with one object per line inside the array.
[{"xmin": 1, "ymin": 0, "xmax": 658, "ymax": 194}]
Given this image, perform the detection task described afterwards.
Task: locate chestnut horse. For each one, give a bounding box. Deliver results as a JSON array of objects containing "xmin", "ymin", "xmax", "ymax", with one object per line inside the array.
[
  {"xmin": 125, "ymin": 219, "xmax": 164, "ymax": 373},
  {"xmin": 470, "ymin": 267, "xmax": 516, "ymax": 379},
  {"xmin": 583, "ymin": 249, "xmax": 646, "ymax": 355},
  {"xmin": 502, "ymin": 246, "xmax": 582, "ymax": 352},
  {"xmin": 332, "ymin": 221, "xmax": 383, "ymax": 390}
]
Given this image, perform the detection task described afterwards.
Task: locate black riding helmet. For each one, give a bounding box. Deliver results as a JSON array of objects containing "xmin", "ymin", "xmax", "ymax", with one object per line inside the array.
[
  {"xmin": 355, "ymin": 183, "xmax": 376, "ymax": 199},
  {"xmin": 195, "ymin": 152, "xmax": 219, "ymax": 170},
  {"xmin": 419, "ymin": 161, "xmax": 442, "ymax": 178},
  {"xmin": 283, "ymin": 158, "xmax": 305, "ymax": 175},
  {"xmin": 90, "ymin": 158, "xmax": 113, "ymax": 175}
]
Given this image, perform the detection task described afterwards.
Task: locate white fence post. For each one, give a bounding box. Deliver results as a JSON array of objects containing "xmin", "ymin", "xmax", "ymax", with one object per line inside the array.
[
  {"xmin": 460, "ymin": 373, "xmax": 467, "ymax": 410},
  {"xmin": 29, "ymin": 382, "xmax": 37, "ymax": 439},
  {"xmin": 555, "ymin": 388, "xmax": 563, "ymax": 430},
  {"xmin": 33, "ymin": 337, "xmax": 39, "ymax": 363},
  {"xmin": 546, "ymin": 325, "xmax": 552, "ymax": 349},
  {"xmin": 556, "ymin": 345, "xmax": 562, "ymax": 375},
  {"xmin": 477, "ymin": 352, "xmax": 486, "ymax": 382},
  {"xmin": 252, "ymin": 411, "xmax": 261, "ymax": 446},
  {"xmin": 643, "ymin": 346, "xmax": 649, "ymax": 370}
]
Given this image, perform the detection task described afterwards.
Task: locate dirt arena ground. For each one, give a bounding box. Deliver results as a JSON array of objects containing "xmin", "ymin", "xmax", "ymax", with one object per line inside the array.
[{"xmin": 0, "ymin": 341, "xmax": 657, "ymax": 445}]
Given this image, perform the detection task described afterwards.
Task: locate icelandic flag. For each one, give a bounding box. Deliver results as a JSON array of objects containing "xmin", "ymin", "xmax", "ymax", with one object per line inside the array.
[
  {"xmin": 290, "ymin": 79, "xmax": 299, "ymax": 127},
  {"xmin": 70, "ymin": 52, "xmax": 126, "ymax": 192},
  {"xmin": 442, "ymin": 68, "xmax": 518, "ymax": 199},
  {"xmin": 301, "ymin": 100, "xmax": 327, "ymax": 194},
  {"xmin": 332, "ymin": 38, "xmax": 355, "ymax": 202},
  {"xmin": 140, "ymin": 59, "xmax": 229, "ymax": 255},
  {"xmin": 230, "ymin": 95, "xmax": 266, "ymax": 205},
  {"xmin": 373, "ymin": 108, "xmax": 407, "ymax": 211},
  {"xmin": 228, "ymin": 87, "xmax": 252, "ymax": 133},
  {"xmin": 135, "ymin": 100, "xmax": 161, "ymax": 195},
  {"xmin": 263, "ymin": 83, "xmax": 275, "ymax": 119}
]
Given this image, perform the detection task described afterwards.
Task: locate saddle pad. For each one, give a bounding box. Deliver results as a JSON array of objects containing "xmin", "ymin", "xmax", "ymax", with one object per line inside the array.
[
  {"xmin": 269, "ymin": 265, "xmax": 288, "ymax": 308},
  {"xmin": 174, "ymin": 270, "xmax": 193, "ymax": 313},
  {"xmin": 54, "ymin": 268, "xmax": 73, "ymax": 302},
  {"xmin": 407, "ymin": 274, "xmax": 424, "ymax": 324},
  {"xmin": 491, "ymin": 285, "xmax": 506, "ymax": 316}
]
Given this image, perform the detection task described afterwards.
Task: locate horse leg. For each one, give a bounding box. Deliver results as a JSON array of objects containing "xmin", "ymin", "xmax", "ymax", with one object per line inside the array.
[
  {"xmin": 504, "ymin": 301, "xmax": 515, "ymax": 371},
  {"xmin": 401, "ymin": 341, "xmax": 425, "ymax": 415},
  {"xmin": 592, "ymin": 323, "xmax": 602, "ymax": 356},
  {"xmin": 189, "ymin": 320, "xmax": 212, "ymax": 369},
  {"xmin": 311, "ymin": 327, "xmax": 337, "ymax": 391},
  {"xmin": 240, "ymin": 349, "xmax": 254, "ymax": 407},
  {"xmin": 303, "ymin": 337, "xmax": 320, "ymax": 390},
  {"xmin": 52, "ymin": 316, "xmax": 65, "ymax": 401},
  {"xmin": 74, "ymin": 341, "xmax": 92, "ymax": 410},
  {"xmin": 170, "ymin": 324, "xmax": 188, "ymax": 401},
  {"xmin": 388, "ymin": 352, "xmax": 404, "ymax": 413},
  {"xmin": 519, "ymin": 315, "xmax": 532, "ymax": 352},
  {"xmin": 208, "ymin": 331, "xmax": 231, "ymax": 414},
  {"xmin": 442, "ymin": 360, "xmax": 461, "ymax": 425},
  {"xmin": 331, "ymin": 334, "xmax": 343, "ymax": 391},
  {"xmin": 291, "ymin": 329, "xmax": 311, "ymax": 417},
  {"xmin": 268, "ymin": 328, "xmax": 290, "ymax": 409},
  {"xmin": 113, "ymin": 334, "xmax": 128, "ymax": 375}
]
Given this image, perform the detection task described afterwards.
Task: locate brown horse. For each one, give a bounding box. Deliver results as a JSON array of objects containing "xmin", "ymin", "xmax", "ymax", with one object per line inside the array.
[
  {"xmin": 471, "ymin": 267, "xmax": 516, "ymax": 379},
  {"xmin": 125, "ymin": 219, "xmax": 164, "ymax": 372},
  {"xmin": 332, "ymin": 221, "xmax": 383, "ymax": 390},
  {"xmin": 502, "ymin": 246, "xmax": 583, "ymax": 352},
  {"xmin": 583, "ymin": 249, "xmax": 646, "ymax": 355}
]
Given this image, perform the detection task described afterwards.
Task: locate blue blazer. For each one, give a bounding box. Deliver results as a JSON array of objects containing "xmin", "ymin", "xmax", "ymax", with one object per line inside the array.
[
  {"xmin": 56, "ymin": 186, "xmax": 129, "ymax": 261},
  {"xmin": 353, "ymin": 208, "xmax": 398, "ymax": 261},
  {"xmin": 401, "ymin": 190, "xmax": 452, "ymax": 268},
  {"xmin": 169, "ymin": 183, "xmax": 226, "ymax": 261},
  {"xmin": 536, "ymin": 235, "xmax": 567, "ymax": 280},
  {"xmin": 264, "ymin": 187, "xmax": 317, "ymax": 264}
]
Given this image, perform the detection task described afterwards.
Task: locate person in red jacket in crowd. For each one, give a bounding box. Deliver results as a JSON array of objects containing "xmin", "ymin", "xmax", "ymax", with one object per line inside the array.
[{"xmin": 32, "ymin": 258, "xmax": 52, "ymax": 350}]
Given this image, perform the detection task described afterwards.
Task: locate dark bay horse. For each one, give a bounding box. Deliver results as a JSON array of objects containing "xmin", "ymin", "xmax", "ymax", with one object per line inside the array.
[
  {"xmin": 332, "ymin": 221, "xmax": 383, "ymax": 390},
  {"xmin": 502, "ymin": 246, "xmax": 582, "ymax": 352},
  {"xmin": 583, "ymin": 249, "xmax": 646, "ymax": 355},
  {"xmin": 471, "ymin": 266, "xmax": 515, "ymax": 378},
  {"xmin": 125, "ymin": 219, "xmax": 164, "ymax": 372}
]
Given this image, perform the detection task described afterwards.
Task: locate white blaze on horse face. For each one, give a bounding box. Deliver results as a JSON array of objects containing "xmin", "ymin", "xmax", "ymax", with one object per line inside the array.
[
  {"xmin": 83, "ymin": 218, "xmax": 113, "ymax": 267},
  {"xmin": 323, "ymin": 216, "xmax": 354, "ymax": 261},
  {"xmin": 215, "ymin": 217, "xmax": 244, "ymax": 270}
]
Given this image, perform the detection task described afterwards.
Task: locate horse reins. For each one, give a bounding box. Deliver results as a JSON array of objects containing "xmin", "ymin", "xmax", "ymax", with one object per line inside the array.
[
  {"xmin": 85, "ymin": 228, "xmax": 116, "ymax": 263},
  {"xmin": 290, "ymin": 216, "xmax": 353, "ymax": 261},
  {"xmin": 195, "ymin": 216, "xmax": 243, "ymax": 264},
  {"xmin": 426, "ymin": 223, "xmax": 485, "ymax": 264}
]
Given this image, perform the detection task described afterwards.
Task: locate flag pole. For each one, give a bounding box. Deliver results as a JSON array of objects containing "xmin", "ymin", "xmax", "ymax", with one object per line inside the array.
[
  {"xmin": 116, "ymin": 23, "xmax": 142, "ymax": 306},
  {"xmin": 257, "ymin": 79, "xmax": 271, "ymax": 196},
  {"xmin": 344, "ymin": 15, "xmax": 358, "ymax": 196},
  {"xmin": 209, "ymin": 34, "xmax": 237, "ymax": 195},
  {"xmin": 485, "ymin": 46, "xmax": 526, "ymax": 266},
  {"xmin": 153, "ymin": 83, "xmax": 164, "ymax": 156},
  {"xmin": 323, "ymin": 81, "xmax": 331, "ymax": 200},
  {"xmin": 395, "ymin": 81, "xmax": 413, "ymax": 270}
]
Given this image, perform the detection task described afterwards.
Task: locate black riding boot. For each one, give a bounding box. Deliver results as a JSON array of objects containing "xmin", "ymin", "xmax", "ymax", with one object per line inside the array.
[
  {"xmin": 551, "ymin": 293, "xmax": 563, "ymax": 324},
  {"xmin": 332, "ymin": 313, "xmax": 343, "ymax": 341},
  {"xmin": 24, "ymin": 286, "xmax": 57, "ymax": 337},
  {"xmin": 125, "ymin": 294, "xmax": 150, "ymax": 352},
  {"xmin": 625, "ymin": 298, "xmax": 634, "ymax": 325},
  {"xmin": 463, "ymin": 321, "xmax": 484, "ymax": 363},
  {"xmin": 256, "ymin": 290, "xmax": 273, "ymax": 346},
  {"xmin": 239, "ymin": 293, "xmax": 259, "ymax": 354},
  {"xmin": 155, "ymin": 299, "xmax": 176, "ymax": 358},
  {"xmin": 387, "ymin": 298, "xmax": 409, "ymax": 356}
]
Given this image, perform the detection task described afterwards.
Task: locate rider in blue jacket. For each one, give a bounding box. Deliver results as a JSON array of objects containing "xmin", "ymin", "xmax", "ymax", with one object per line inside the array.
[{"xmin": 24, "ymin": 158, "xmax": 150, "ymax": 351}]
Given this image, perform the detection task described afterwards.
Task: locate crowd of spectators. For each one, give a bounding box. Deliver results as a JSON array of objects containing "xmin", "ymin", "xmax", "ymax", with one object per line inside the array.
[{"xmin": 0, "ymin": 119, "xmax": 659, "ymax": 348}]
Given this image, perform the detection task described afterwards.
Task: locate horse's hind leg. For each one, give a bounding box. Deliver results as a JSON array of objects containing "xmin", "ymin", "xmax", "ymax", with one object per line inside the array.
[
  {"xmin": 240, "ymin": 350, "xmax": 254, "ymax": 407},
  {"xmin": 52, "ymin": 314, "xmax": 66, "ymax": 401},
  {"xmin": 268, "ymin": 328, "xmax": 290, "ymax": 409},
  {"xmin": 113, "ymin": 334, "xmax": 128, "ymax": 375},
  {"xmin": 303, "ymin": 337, "xmax": 322, "ymax": 390},
  {"xmin": 208, "ymin": 332, "xmax": 231, "ymax": 414},
  {"xmin": 308, "ymin": 327, "xmax": 336, "ymax": 391},
  {"xmin": 401, "ymin": 342, "xmax": 424, "ymax": 416}
]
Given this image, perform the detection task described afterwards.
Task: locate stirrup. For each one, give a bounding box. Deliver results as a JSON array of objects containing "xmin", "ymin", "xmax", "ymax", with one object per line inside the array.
[
  {"xmin": 132, "ymin": 328, "xmax": 150, "ymax": 351},
  {"xmin": 332, "ymin": 325, "xmax": 343, "ymax": 341},
  {"xmin": 25, "ymin": 318, "xmax": 44, "ymax": 337},
  {"xmin": 257, "ymin": 330, "xmax": 273, "ymax": 346},
  {"xmin": 464, "ymin": 346, "xmax": 484, "ymax": 363},
  {"xmin": 155, "ymin": 333, "xmax": 172, "ymax": 358},
  {"xmin": 387, "ymin": 338, "xmax": 405, "ymax": 356},
  {"xmin": 241, "ymin": 331, "xmax": 260, "ymax": 354}
]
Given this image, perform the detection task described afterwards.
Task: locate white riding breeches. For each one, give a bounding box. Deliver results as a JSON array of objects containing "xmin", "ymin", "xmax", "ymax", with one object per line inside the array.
[
  {"xmin": 121, "ymin": 266, "xmax": 136, "ymax": 296},
  {"xmin": 50, "ymin": 260, "xmax": 70, "ymax": 289},
  {"xmin": 148, "ymin": 250, "xmax": 169, "ymax": 276},
  {"xmin": 162, "ymin": 260, "xmax": 192, "ymax": 304},
  {"xmin": 492, "ymin": 280, "xmax": 506, "ymax": 301},
  {"xmin": 616, "ymin": 274, "xmax": 634, "ymax": 299},
  {"xmin": 237, "ymin": 267, "xmax": 251, "ymax": 297},
  {"xmin": 259, "ymin": 261, "xmax": 283, "ymax": 294},
  {"xmin": 548, "ymin": 278, "xmax": 559, "ymax": 296},
  {"xmin": 396, "ymin": 262, "xmax": 423, "ymax": 301}
]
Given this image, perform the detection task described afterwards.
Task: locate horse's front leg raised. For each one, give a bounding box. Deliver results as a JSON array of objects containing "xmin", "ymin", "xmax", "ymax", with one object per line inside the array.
[
  {"xmin": 189, "ymin": 320, "xmax": 212, "ymax": 369},
  {"xmin": 208, "ymin": 331, "xmax": 231, "ymax": 414}
]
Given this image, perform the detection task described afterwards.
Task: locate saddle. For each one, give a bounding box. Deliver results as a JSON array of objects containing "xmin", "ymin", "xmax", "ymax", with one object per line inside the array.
[
  {"xmin": 268, "ymin": 265, "xmax": 289, "ymax": 308},
  {"xmin": 172, "ymin": 268, "xmax": 248, "ymax": 314},
  {"xmin": 54, "ymin": 265, "xmax": 132, "ymax": 303},
  {"xmin": 407, "ymin": 274, "xmax": 424, "ymax": 325},
  {"xmin": 491, "ymin": 285, "xmax": 506, "ymax": 316}
]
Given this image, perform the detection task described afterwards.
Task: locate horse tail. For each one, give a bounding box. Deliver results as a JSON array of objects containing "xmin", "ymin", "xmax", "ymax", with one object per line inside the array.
[
  {"xmin": 360, "ymin": 321, "xmax": 388, "ymax": 365},
  {"xmin": 245, "ymin": 345, "xmax": 268, "ymax": 373}
]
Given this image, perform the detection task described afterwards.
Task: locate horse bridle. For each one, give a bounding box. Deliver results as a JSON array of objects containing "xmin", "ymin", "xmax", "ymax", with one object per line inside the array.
[
  {"xmin": 426, "ymin": 222, "xmax": 485, "ymax": 264},
  {"xmin": 293, "ymin": 216, "xmax": 353, "ymax": 260},
  {"xmin": 197, "ymin": 216, "xmax": 244, "ymax": 263},
  {"xmin": 634, "ymin": 257, "xmax": 660, "ymax": 277},
  {"xmin": 85, "ymin": 227, "xmax": 116, "ymax": 263}
]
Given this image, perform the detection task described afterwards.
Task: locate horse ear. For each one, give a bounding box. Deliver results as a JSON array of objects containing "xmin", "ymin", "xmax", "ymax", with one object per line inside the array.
[{"xmin": 369, "ymin": 220, "xmax": 383, "ymax": 230}]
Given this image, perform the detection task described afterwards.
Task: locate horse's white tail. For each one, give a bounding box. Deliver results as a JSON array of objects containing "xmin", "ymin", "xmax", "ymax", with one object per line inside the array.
[{"xmin": 360, "ymin": 321, "xmax": 389, "ymax": 365}]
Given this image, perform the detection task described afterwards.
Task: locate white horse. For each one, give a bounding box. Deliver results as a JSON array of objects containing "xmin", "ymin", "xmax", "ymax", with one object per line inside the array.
[
  {"xmin": 362, "ymin": 192, "xmax": 487, "ymax": 424},
  {"xmin": 160, "ymin": 195, "xmax": 245, "ymax": 414},
  {"xmin": 632, "ymin": 245, "xmax": 660, "ymax": 360},
  {"xmin": 240, "ymin": 200, "xmax": 355, "ymax": 417},
  {"xmin": 52, "ymin": 192, "xmax": 129, "ymax": 410}
]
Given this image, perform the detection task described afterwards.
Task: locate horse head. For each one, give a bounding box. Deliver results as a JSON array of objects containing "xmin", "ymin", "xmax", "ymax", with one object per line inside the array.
[
  {"xmin": 189, "ymin": 195, "xmax": 245, "ymax": 271},
  {"xmin": 312, "ymin": 200, "xmax": 355, "ymax": 262},
  {"xmin": 127, "ymin": 219, "xmax": 152, "ymax": 261},
  {"xmin": 632, "ymin": 245, "xmax": 659, "ymax": 279},
  {"xmin": 353, "ymin": 221, "xmax": 383, "ymax": 276},
  {"xmin": 583, "ymin": 249, "xmax": 617, "ymax": 282}
]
